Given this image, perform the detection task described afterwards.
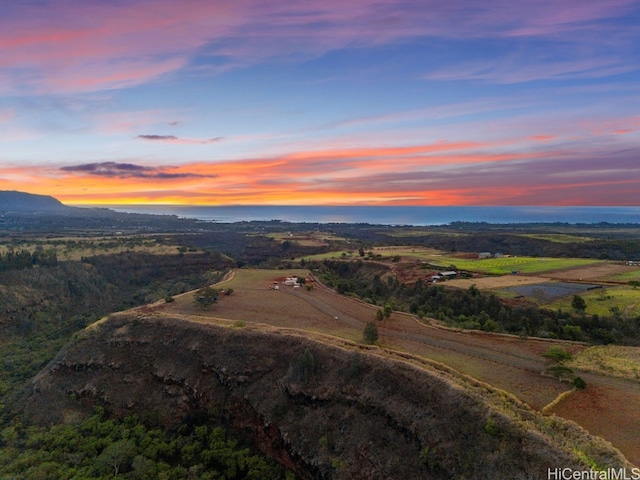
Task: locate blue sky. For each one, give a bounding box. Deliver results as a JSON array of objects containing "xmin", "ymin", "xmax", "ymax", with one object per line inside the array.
[{"xmin": 1, "ymin": 0, "xmax": 639, "ymax": 205}]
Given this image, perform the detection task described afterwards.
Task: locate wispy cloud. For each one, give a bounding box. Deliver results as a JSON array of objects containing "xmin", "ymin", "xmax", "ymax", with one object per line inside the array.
[
  {"xmin": 137, "ymin": 134, "xmax": 224, "ymax": 144},
  {"xmin": 1, "ymin": 0, "xmax": 637, "ymax": 94},
  {"xmin": 60, "ymin": 161, "xmax": 213, "ymax": 179},
  {"xmin": 137, "ymin": 135, "xmax": 178, "ymax": 141},
  {"xmin": 0, "ymin": 135, "xmax": 621, "ymax": 205}
]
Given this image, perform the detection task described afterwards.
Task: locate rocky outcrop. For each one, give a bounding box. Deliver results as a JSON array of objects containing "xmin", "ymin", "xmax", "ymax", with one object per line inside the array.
[{"xmin": 27, "ymin": 313, "xmax": 631, "ymax": 479}]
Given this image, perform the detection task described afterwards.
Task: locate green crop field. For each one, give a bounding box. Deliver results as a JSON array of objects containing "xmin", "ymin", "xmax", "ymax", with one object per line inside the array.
[
  {"xmin": 298, "ymin": 246, "xmax": 603, "ymax": 275},
  {"xmin": 406, "ymin": 253, "xmax": 602, "ymax": 275}
]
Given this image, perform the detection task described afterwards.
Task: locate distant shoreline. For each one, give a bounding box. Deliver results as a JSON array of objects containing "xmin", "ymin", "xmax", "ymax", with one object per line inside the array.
[{"xmin": 75, "ymin": 204, "xmax": 640, "ymax": 226}]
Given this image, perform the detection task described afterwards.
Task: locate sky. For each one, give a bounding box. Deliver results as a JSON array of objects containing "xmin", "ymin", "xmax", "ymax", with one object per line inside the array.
[{"xmin": 1, "ymin": 0, "xmax": 639, "ymax": 206}]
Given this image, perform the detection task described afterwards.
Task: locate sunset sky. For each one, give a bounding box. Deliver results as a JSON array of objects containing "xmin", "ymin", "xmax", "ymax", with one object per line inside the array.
[{"xmin": 1, "ymin": 0, "xmax": 639, "ymax": 206}]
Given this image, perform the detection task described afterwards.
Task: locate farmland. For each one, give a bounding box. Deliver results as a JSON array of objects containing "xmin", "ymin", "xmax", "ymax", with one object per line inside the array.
[
  {"xmin": 301, "ymin": 246, "xmax": 604, "ymax": 275},
  {"xmin": 158, "ymin": 268, "xmax": 640, "ymax": 465}
]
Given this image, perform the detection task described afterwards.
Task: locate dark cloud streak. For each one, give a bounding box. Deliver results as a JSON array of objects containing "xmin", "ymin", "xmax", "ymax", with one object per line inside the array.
[
  {"xmin": 137, "ymin": 134, "xmax": 224, "ymax": 144},
  {"xmin": 137, "ymin": 135, "xmax": 178, "ymax": 141},
  {"xmin": 60, "ymin": 161, "xmax": 214, "ymax": 179}
]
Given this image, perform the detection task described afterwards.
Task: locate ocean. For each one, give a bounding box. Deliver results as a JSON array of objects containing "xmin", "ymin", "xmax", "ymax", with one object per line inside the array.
[{"xmin": 99, "ymin": 205, "xmax": 640, "ymax": 226}]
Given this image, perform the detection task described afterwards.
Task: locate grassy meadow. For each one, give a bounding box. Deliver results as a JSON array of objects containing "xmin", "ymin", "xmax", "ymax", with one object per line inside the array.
[{"xmin": 545, "ymin": 286, "xmax": 640, "ymax": 317}]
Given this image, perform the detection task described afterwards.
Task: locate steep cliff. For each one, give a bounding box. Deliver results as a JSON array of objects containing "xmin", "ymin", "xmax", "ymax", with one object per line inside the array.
[{"xmin": 27, "ymin": 313, "xmax": 631, "ymax": 479}]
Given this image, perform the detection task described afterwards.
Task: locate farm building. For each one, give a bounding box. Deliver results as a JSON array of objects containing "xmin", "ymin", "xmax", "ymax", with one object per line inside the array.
[
  {"xmin": 284, "ymin": 277, "xmax": 299, "ymax": 286},
  {"xmin": 478, "ymin": 252, "xmax": 492, "ymax": 259}
]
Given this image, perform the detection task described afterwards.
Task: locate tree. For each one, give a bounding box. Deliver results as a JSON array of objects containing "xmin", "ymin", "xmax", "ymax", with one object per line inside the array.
[
  {"xmin": 194, "ymin": 286, "xmax": 219, "ymax": 307},
  {"xmin": 97, "ymin": 439, "xmax": 136, "ymax": 477},
  {"xmin": 363, "ymin": 321, "xmax": 379, "ymax": 345},
  {"xmin": 571, "ymin": 295, "xmax": 587, "ymax": 312}
]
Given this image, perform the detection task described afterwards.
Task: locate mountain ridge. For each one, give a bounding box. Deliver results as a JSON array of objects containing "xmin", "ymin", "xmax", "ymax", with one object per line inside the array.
[{"xmin": 0, "ymin": 190, "xmax": 71, "ymax": 213}]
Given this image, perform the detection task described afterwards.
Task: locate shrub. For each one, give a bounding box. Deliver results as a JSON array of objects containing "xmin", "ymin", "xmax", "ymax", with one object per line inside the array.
[
  {"xmin": 572, "ymin": 376, "xmax": 587, "ymax": 390},
  {"xmin": 543, "ymin": 346, "xmax": 573, "ymax": 363}
]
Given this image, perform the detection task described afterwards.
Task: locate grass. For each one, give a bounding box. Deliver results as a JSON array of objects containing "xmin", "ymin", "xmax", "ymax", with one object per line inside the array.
[
  {"xmin": 440, "ymin": 257, "xmax": 602, "ymax": 275},
  {"xmin": 545, "ymin": 286, "xmax": 640, "ymax": 317},
  {"xmin": 568, "ymin": 345, "xmax": 640, "ymax": 381},
  {"xmin": 378, "ymin": 247, "xmax": 602, "ymax": 275},
  {"xmin": 518, "ymin": 234, "xmax": 595, "ymax": 243},
  {"xmin": 299, "ymin": 246, "xmax": 604, "ymax": 275},
  {"xmin": 606, "ymin": 270, "xmax": 640, "ymax": 282}
]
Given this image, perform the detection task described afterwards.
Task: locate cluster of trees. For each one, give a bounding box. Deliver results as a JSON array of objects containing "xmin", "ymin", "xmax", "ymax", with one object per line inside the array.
[
  {"xmin": 316, "ymin": 259, "xmax": 640, "ymax": 345},
  {"xmin": 0, "ymin": 248, "xmax": 58, "ymax": 272},
  {"xmin": 0, "ymin": 408, "xmax": 292, "ymax": 479}
]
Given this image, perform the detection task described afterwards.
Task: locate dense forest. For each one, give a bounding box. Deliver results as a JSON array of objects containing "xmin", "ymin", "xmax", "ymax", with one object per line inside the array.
[{"xmin": 0, "ymin": 408, "xmax": 291, "ymax": 479}]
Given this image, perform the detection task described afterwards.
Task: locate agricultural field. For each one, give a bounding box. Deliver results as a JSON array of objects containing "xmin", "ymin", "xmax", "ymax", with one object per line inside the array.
[
  {"xmin": 436, "ymin": 255, "xmax": 603, "ymax": 275},
  {"xmin": 303, "ymin": 246, "xmax": 604, "ymax": 274},
  {"xmin": 260, "ymin": 231, "xmax": 346, "ymax": 247},
  {"xmin": 546, "ymin": 263, "xmax": 638, "ymax": 282},
  {"xmin": 155, "ymin": 268, "xmax": 640, "ymax": 465},
  {"xmin": 605, "ymin": 269, "xmax": 640, "ymax": 283},
  {"xmin": 446, "ymin": 275, "xmax": 549, "ymax": 290}
]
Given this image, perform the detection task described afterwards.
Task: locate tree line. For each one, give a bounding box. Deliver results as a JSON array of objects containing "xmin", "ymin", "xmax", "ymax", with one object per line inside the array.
[
  {"xmin": 315, "ymin": 259, "xmax": 640, "ymax": 345},
  {"xmin": 0, "ymin": 248, "xmax": 58, "ymax": 272}
]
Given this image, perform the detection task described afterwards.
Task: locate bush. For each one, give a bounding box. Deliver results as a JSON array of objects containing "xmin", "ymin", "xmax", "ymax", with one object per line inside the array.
[
  {"xmin": 543, "ymin": 346, "xmax": 573, "ymax": 363},
  {"xmin": 572, "ymin": 376, "xmax": 587, "ymax": 390}
]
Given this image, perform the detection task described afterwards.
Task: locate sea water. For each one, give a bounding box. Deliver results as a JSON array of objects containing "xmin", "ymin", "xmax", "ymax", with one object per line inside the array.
[{"xmin": 99, "ymin": 205, "xmax": 640, "ymax": 226}]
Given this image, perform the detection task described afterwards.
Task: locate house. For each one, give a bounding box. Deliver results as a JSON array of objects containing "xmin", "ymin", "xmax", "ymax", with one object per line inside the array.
[{"xmin": 439, "ymin": 271, "xmax": 457, "ymax": 279}]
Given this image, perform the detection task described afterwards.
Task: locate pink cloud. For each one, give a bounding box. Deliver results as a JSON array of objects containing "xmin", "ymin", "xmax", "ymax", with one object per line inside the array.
[
  {"xmin": 2, "ymin": 0, "xmax": 637, "ymax": 94},
  {"xmin": 1, "ymin": 133, "xmax": 637, "ymax": 205}
]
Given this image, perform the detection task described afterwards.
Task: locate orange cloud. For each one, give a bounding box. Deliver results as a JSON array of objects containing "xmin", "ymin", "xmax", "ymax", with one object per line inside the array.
[{"xmin": 1, "ymin": 134, "xmax": 637, "ymax": 207}]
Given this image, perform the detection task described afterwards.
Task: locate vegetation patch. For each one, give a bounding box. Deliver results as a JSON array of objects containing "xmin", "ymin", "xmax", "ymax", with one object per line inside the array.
[
  {"xmin": 518, "ymin": 233, "xmax": 595, "ymax": 243},
  {"xmin": 546, "ymin": 285, "xmax": 640, "ymax": 317},
  {"xmin": 568, "ymin": 345, "xmax": 640, "ymax": 381}
]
